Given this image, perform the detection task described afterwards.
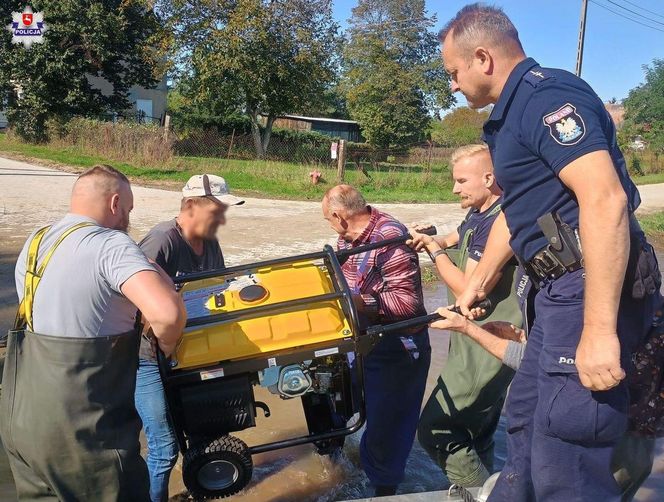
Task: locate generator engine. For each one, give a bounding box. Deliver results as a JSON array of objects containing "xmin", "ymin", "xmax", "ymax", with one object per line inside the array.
[{"xmin": 259, "ymin": 357, "xmax": 348, "ymax": 400}]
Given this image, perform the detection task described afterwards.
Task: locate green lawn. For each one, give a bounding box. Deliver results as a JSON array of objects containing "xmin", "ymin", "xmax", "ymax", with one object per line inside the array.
[
  {"xmin": 0, "ymin": 133, "xmax": 457, "ymax": 203},
  {"xmin": 1, "ymin": 132, "xmax": 662, "ymax": 202},
  {"xmin": 638, "ymin": 211, "xmax": 664, "ymax": 240}
]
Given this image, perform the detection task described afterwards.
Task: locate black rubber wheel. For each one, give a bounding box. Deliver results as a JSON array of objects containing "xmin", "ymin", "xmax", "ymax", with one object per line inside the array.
[
  {"xmin": 182, "ymin": 435, "xmax": 253, "ymax": 500},
  {"xmin": 314, "ymin": 436, "xmax": 346, "ymax": 456}
]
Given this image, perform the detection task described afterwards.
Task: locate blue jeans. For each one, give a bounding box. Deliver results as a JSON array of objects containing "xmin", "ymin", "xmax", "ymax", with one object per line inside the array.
[
  {"xmin": 355, "ymin": 329, "xmax": 431, "ymax": 488},
  {"xmin": 135, "ymin": 359, "xmax": 179, "ymax": 502}
]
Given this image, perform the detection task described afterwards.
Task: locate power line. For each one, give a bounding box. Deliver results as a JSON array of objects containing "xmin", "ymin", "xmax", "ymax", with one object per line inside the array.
[
  {"xmin": 615, "ymin": 0, "xmax": 664, "ymax": 20},
  {"xmin": 590, "ymin": 0, "xmax": 664, "ymax": 33},
  {"xmin": 351, "ymin": 17, "xmax": 430, "ymax": 31},
  {"xmin": 603, "ymin": 0, "xmax": 664, "ymax": 26}
]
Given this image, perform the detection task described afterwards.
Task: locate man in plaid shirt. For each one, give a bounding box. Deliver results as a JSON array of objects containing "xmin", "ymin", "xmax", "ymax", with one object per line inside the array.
[{"xmin": 322, "ymin": 185, "xmax": 431, "ymax": 497}]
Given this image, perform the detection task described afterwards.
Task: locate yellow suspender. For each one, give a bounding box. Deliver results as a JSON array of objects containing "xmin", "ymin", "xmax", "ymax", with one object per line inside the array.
[{"xmin": 14, "ymin": 223, "xmax": 95, "ymax": 331}]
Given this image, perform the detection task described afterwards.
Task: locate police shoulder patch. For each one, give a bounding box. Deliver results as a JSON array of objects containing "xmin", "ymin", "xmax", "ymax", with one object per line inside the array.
[{"xmin": 542, "ymin": 103, "xmax": 585, "ymax": 146}]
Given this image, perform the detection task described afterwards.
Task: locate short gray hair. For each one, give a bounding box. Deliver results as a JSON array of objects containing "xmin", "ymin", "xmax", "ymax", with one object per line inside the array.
[
  {"xmin": 324, "ymin": 184, "xmax": 367, "ymax": 216},
  {"xmin": 439, "ymin": 3, "xmax": 523, "ymax": 56}
]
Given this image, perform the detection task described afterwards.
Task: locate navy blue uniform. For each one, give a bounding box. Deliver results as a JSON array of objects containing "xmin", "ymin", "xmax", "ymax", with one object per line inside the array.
[{"xmin": 483, "ymin": 58, "xmax": 661, "ymax": 501}]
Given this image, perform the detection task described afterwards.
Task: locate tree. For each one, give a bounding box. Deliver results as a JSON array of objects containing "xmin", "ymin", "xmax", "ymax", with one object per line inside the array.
[
  {"xmin": 430, "ymin": 107, "xmax": 490, "ymax": 147},
  {"xmin": 623, "ymin": 59, "xmax": 664, "ymax": 152},
  {"xmin": 160, "ymin": 0, "xmax": 341, "ymax": 157},
  {"xmin": 342, "ymin": 0, "xmax": 453, "ymax": 148},
  {"xmin": 0, "ymin": 1, "xmax": 167, "ymax": 142}
]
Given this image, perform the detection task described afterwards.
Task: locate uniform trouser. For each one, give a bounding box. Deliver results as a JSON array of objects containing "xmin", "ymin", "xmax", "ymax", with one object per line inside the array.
[
  {"xmin": 488, "ymin": 269, "xmax": 659, "ymax": 502},
  {"xmin": 135, "ymin": 359, "xmax": 179, "ymax": 502},
  {"xmin": 356, "ymin": 329, "xmax": 431, "ymax": 488},
  {"xmin": 417, "ymin": 334, "xmax": 514, "ymax": 487},
  {"xmin": 0, "ymin": 329, "xmax": 149, "ymax": 501}
]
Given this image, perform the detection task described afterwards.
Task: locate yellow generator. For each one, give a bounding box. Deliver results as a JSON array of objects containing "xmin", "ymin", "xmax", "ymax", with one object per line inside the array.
[
  {"xmin": 159, "ymin": 232, "xmax": 445, "ymax": 499},
  {"xmin": 159, "ymin": 245, "xmax": 374, "ymax": 499}
]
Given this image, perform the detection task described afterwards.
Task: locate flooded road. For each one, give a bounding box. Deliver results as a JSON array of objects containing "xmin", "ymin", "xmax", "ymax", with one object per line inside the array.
[{"xmin": 0, "ymin": 156, "xmax": 662, "ymax": 501}]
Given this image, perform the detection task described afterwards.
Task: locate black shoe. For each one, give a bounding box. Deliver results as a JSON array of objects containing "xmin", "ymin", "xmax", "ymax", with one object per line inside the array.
[{"xmin": 374, "ymin": 485, "xmax": 397, "ymax": 497}]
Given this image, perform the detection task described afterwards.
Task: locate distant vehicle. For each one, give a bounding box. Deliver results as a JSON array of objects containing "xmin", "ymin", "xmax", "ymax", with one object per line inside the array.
[{"xmin": 629, "ymin": 135, "xmax": 647, "ymax": 151}]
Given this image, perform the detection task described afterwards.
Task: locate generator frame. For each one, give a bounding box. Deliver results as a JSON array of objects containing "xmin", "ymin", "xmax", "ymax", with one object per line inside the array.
[{"xmin": 158, "ymin": 244, "xmax": 368, "ymax": 460}]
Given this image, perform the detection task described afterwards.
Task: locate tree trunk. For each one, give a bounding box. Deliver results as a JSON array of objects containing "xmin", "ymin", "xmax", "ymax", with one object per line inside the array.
[
  {"xmin": 249, "ymin": 111, "xmax": 265, "ymax": 158},
  {"xmin": 261, "ymin": 115, "xmax": 276, "ymax": 157}
]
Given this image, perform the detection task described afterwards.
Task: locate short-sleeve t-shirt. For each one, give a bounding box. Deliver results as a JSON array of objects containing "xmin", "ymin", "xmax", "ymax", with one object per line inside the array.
[
  {"xmin": 482, "ymin": 58, "xmax": 641, "ymax": 261},
  {"xmin": 138, "ymin": 219, "xmax": 225, "ymax": 277},
  {"xmin": 137, "ymin": 218, "xmax": 225, "ymax": 360},
  {"xmin": 457, "ymin": 198, "xmax": 503, "ymax": 263},
  {"xmin": 15, "ymin": 214, "xmax": 156, "ymax": 337}
]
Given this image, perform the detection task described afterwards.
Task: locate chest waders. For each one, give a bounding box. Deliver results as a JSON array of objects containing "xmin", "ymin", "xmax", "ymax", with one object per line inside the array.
[
  {"xmin": 0, "ymin": 224, "xmax": 149, "ymax": 501},
  {"xmin": 418, "ymin": 205, "xmax": 523, "ymax": 488}
]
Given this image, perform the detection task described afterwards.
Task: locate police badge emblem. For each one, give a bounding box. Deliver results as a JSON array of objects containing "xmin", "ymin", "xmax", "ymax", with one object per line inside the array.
[
  {"xmin": 7, "ymin": 6, "xmax": 47, "ymax": 48},
  {"xmin": 543, "ymin": 103, "xmax": 585, "ymax": 146}
]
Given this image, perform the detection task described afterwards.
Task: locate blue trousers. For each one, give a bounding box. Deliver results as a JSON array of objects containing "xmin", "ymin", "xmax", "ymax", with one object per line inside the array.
[
  {"xmin": 356, "ymin": 329, "xmax": 431, "ymax": 487},
  {"xmin": 489, "ymin": 269, "xmax": 659, "ymax": 502},
  {"xmin": 135, "ymin": 359, "xmax": 179, "ymax": 502}
]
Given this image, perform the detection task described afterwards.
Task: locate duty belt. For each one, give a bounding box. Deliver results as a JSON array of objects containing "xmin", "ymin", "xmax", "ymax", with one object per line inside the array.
[
  {"xmin": 523, "ymin": 246, "xmax": 582, "ymax": 285},
  {"xmin": 524, "ymin": 213, "xmax": 641, "ymax": 286}
]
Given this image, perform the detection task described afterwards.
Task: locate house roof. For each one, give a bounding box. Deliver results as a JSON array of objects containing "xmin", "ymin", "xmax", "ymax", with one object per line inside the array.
[{"xmin": 277, "ymin": 114, "xmax": 359, "ymax": 125}]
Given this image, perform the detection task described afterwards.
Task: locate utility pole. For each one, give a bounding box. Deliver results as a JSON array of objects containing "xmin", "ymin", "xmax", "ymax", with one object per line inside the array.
[{"xmin": 575, "ymin": 0, "xmax": 589, "ymax": 76}]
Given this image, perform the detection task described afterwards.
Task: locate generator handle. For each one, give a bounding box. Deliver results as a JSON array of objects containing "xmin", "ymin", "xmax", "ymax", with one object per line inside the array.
[
  {"xmin": 336, "ymin": 226, "xmax": 437, "ymax": 266},
  {"xmin": 365, "ymin": 299, "xmax": 493, "ymax": 338}
]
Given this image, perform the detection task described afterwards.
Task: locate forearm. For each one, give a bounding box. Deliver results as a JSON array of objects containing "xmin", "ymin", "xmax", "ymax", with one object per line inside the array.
[
  {"xmin": 150, "ymin": 296, "xmax": 187, "ymax": 356},
  {"xmin": 431, "ymin": 249, "xmax": 467, "ymax": 298},
  {"xmin": 464, "ymin": 322, "xmax": 510, "ymax": 361},
  {"xmin": 579, "ymin": 191, "xmax": 629, "ymax": 333},
  {"xmin": 466, "ymin": 213, "xmax": 513, "ymax": 292}
]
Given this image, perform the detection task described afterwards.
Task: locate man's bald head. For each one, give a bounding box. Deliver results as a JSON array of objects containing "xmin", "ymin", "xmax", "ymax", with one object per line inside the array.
[
  {"xmin": 72, "ymin": 165, "xmax": 130, "ymax": 198},
  {"xmin": 322, "ymin": 185, "xmax": 370, "ymax": 241},
  {"xmin": 71, "ymin": 165, "xmax": 133, "ymax": 231},
  {"xmin": 323, "ymin": 184, "xmax": 367, "ymax": 217}
]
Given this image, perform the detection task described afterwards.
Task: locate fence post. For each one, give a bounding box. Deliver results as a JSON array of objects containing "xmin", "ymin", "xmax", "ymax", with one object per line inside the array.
[
  {"xmin": 337, "ymin": 139, "xmax": 346, "ymax": 182},
  {"xmin": 227, "ymin": 128, "xmax": 236, "ymax": 159},
  {"xmin": 163, "ymin": 114, "xmax": 171, "ymax": 141},
  {"xmin": 426, "ymin": 140, "xmax": 433, "ymax": 173}
]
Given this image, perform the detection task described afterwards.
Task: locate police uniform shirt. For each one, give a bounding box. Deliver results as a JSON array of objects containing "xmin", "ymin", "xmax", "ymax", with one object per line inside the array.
[
  {"xmin": 482, "ymin": 57, "xmax": 641, "ymax": 262},
  {"xmin": 14, "ymin": 214, "xmax": 156, "ymax": 337}
]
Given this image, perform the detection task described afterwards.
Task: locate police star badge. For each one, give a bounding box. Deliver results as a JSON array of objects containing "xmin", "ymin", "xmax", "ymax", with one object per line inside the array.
[
  {"xmin": 542, "ymin": 103, "xmax": 585, "ymax": 146},
  {"xmin": 6, "ymin": 6, "xmax": 47, "ymax": 48}
]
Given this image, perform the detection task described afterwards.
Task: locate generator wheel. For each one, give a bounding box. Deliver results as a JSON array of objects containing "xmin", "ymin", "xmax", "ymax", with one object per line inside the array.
[
  {"xmin": 183, "ymin": 435, "xmax": 253, "ymax": 499},
  {"xmin": 314, "ymin": 436, "xmax": 345, "ymax": 456}
]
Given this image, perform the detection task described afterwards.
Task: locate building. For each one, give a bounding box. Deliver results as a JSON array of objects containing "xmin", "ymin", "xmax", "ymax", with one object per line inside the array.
[
  {"xmin": 605, "ymin": 102, "xmax": 625, "ymax": 129},
  {"xmin": 87, "ymin": 74, "xmax": 168, "ymax": 124},
  {"xmin": 271, "ymin": 115, "xmax": 364, "ymax": 142},
  {"xmin": 0, "ymin": 75, "xmax": 168, "ymax": 129}
]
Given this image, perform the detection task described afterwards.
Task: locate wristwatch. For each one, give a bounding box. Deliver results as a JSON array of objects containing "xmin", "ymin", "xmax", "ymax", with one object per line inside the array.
[{"xmin": 429, "ymin": 248, "xmax": 447, "ymax": 263}]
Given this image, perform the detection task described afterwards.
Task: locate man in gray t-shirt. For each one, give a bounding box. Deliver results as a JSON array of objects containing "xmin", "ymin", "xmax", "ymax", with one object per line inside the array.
[
  {"xmin": 2, "ymin": 165, "xmax": 186, "ymax": 501},
  {"xmin": 135, "ymin": 174, "xmax": 244, "ymax": 502}
]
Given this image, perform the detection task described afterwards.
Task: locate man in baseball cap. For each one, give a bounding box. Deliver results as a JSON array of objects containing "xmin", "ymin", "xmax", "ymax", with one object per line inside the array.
[{"xmin": 134, "ymin": 174, "xmax": 243, "ymax": 501}]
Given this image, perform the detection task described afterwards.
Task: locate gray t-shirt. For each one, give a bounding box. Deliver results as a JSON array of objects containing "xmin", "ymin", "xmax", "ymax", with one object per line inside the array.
[
  {"xmin": 15, "ymin": 214, "xmax": 156, "ymax": 337},
  {"xmin": 137, "ymin": 218, "xmax": 225, "ymax": 360}
]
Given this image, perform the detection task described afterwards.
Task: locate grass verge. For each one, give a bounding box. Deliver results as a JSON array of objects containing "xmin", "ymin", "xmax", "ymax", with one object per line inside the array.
[
  {"xmin": 638, "ymin": 211, "xmax": 664, "ymax": 241},
  {"xmin": 0, "ymin": 133, "xmax": 456, "ymax": 203}
]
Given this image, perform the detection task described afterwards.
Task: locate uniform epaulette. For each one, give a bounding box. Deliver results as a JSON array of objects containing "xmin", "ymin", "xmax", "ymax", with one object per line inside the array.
[{"xmin": 523, "ymin": 68, "xmax": 552, "ymax": 87}]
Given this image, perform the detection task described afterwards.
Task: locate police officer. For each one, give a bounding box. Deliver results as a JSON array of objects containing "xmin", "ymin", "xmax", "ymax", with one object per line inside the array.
[
  {"xmin": 440, "ymin": 4, "xmax": 662, "ymax": 501},
  {"xmin": 1, "ymin": 165, "xmax": 187, "ymax": 500}
]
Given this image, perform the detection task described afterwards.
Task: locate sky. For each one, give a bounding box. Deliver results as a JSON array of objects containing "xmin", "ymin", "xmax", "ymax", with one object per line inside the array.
[{"xmin": 332, "ymin": 0, "xmax": 664, "ymax": 106}]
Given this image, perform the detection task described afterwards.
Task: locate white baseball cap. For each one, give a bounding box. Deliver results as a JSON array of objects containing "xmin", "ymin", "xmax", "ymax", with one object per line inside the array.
[{"xmin": 182, "ymin": 174, "xmax": 245, "ymax": 206}]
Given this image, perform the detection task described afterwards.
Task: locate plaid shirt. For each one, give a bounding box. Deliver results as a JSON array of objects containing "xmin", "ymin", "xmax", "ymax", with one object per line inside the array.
[{"xmin": 337, "ymin": 207, "xmax": 426, "ymax": 322}]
